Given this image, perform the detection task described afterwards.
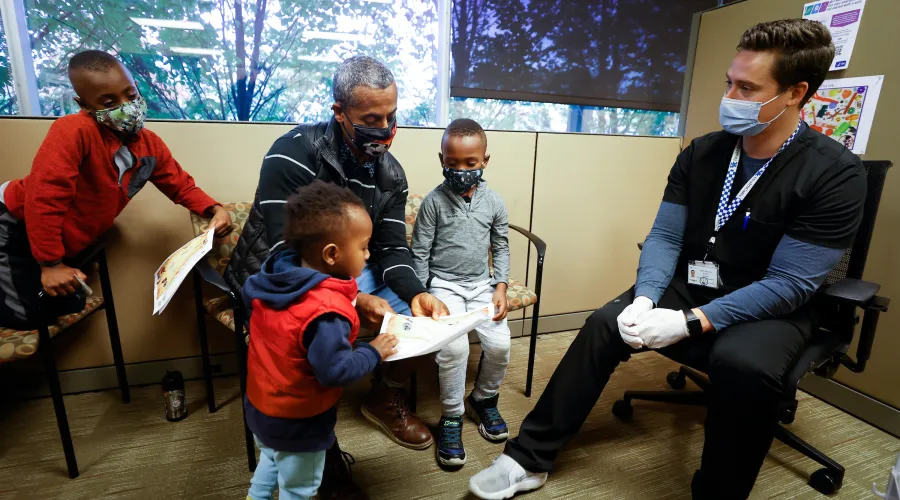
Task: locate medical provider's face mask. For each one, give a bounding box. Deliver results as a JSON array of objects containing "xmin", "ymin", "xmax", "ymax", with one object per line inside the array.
[
  {"xmin": 342, "ymin": 113, "xmax": 397, "ymax": 157},
  {"xmin": 443, "ymin": 166, "xmax": 483, "ymax": 194},
  {"xmin": 93, "ymin": 96, "xmax": 147, "ymax": 135},
  {"xmin": 719, "ymin": 90, "xmax": 789, "ymax": 136}
]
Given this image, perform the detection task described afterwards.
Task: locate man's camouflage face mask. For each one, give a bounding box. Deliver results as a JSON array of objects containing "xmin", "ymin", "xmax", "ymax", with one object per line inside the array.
[{"xmin": 94, "ymin": 96, "xmax": 147, "ymax": 135}]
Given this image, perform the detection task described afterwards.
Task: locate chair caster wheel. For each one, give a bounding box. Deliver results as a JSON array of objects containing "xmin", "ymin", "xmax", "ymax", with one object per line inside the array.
[
  {"xmin": 667, "ymin": 371, "xmax": 687, "ymax": 390},
  {"xmin": 612, "ymin": 400, "xmax": 633, "ymax": 420},
  {"xmin": 809, "ymin": 468, "xmax": 842, "ymax": 495}
]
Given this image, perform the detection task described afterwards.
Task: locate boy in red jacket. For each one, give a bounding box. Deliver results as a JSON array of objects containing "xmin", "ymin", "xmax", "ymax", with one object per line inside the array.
[
  {"xmin": 0, "ymin": 50, "xmax": 231, "ymax": 329},
  {"xmin": 242, "ymin": 180, "xmax": 398, "ymax": 500}
]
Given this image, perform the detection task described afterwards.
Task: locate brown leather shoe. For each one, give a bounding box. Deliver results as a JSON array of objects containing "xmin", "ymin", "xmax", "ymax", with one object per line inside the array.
[
  {"xmin": 361, "ymin": 383, "xmax": 433, "ymax": 450},
  {"xmin": 318, "ymin": 440, "xmax": 368, "ymax": 500}
]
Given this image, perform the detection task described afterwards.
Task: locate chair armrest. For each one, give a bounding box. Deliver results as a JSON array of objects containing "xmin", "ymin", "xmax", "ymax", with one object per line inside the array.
[
  {"xmin": 820, "ymin": 278, "xmax": 882, "ymax": 308},
  {"xmin": 821, "ymin": 280, "xmax": 891, "ymax": 375},
  {"xmin": 509, "ymin": 224, "xmax": 546, "ymax": 259}
]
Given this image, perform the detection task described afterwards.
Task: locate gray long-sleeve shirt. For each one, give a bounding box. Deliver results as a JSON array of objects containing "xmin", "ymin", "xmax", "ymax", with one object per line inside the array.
[{"xmin": 411, "ymin": 181, "xmax": 510, "ymax": 287}]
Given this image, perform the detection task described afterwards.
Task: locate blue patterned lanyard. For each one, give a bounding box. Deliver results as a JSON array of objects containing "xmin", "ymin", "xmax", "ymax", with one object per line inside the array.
[{"xmin": 706, "ymin": 121, "xmax": 802, "ymax": 257}]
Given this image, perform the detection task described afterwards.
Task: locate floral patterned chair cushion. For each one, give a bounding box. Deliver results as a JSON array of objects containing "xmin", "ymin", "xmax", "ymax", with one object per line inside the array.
[
  {"xmin": 203, "ymin": 295, "xmax": 249, "ymax": 345},
  {"xmin": 191, "ymin": 202, "xmax": 253, "ymax": 275},
  {"xmin": 192, "ymin": 203, "xmax": 254, "ymax": 344},
  {"xmin": 0, "ymin": 296, "xmax": 105, "ymax": 364},
  {"xmin": 405, "ymin": 194, "xmax": 538, "ymax": 313}
]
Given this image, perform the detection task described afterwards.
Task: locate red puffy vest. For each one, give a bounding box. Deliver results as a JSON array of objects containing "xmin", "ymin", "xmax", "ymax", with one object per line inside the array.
[{"xmin": 246, "ymin": 277, "xmax": 360, "ymax": 419}]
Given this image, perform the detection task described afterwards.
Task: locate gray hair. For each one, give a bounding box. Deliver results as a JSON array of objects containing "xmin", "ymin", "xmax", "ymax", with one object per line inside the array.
[{"xmin": 332, "ymin": 56, "xmax": 395, "ymax": 108}]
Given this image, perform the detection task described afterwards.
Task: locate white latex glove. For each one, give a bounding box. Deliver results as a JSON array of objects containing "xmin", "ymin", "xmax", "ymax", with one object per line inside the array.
[
  {"xmin": 616, "ymin": 296, "xmax": 654, "ymax": 349},
  {"xmin": 624, "ymin": 308, "xmax": 689, "ymax": 349}
]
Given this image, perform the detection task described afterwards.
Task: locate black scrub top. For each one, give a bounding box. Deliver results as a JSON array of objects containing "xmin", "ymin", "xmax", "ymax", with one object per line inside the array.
[{"xmin": 664, "ymin": 125, "xmax": 866, "ymax": 301}]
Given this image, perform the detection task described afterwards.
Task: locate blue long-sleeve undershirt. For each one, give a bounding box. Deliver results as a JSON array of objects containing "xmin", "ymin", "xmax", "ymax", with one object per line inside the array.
[
  {"xmin": 305, "ymin": 314, "xmax": 381, "ymax": 387},
  {"xmin": 634, "ymin": 201, "xmax": 845, "ymax": 331}
]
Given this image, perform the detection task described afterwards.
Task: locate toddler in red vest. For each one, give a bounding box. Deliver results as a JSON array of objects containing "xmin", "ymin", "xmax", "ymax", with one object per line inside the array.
[{"xmin": 242, "ymin": 180, "xmax": 398, "ymax": 500}]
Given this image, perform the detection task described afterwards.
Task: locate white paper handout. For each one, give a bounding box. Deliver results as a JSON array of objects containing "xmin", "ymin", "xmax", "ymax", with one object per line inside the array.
[
  {"xmin": 153, "ymin": 228, "xmax": 215, "ymax": 315},
  {"xmin": 379, "ymin": 304, "xmax": 495, "ymax": 362},
  {"xmin": 802, "ymin": 0, "xmax": 866, "ymax": 71},
  {"xmin": 801, "ymin": 75, "xmax": 883, "ymax": 155}
]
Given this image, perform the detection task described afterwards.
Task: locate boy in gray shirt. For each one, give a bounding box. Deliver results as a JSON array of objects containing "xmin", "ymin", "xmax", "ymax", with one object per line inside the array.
[{"xmin": 411, "ymin": 118, "xmax": 511, "ymax": 468}]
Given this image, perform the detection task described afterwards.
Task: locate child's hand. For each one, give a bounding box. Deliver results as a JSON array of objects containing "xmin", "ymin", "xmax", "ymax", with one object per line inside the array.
[
  {"xmin": 41, "ymin": 264, "xmax": 87, "ymax": 297},
  {"xmin": 209, "ymin": 206, "xmax": 234, "ymax": 238},
  {"xmin": 492, "ymin": 284, "xmax": 509, "ymax": 321},
  {"xmin": 369, "ymin": 333, "xmax": 399, "ymax": 360}
]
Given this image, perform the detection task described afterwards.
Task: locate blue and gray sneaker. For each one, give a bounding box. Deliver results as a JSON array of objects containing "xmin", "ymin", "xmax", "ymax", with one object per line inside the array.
[
  {"xmin": 436, "ymin": 415, "xmax": 466, "ymax": 466},
  {"xmin": 466, "ymin": 394, "xmax": 509, "ymax": 442}
]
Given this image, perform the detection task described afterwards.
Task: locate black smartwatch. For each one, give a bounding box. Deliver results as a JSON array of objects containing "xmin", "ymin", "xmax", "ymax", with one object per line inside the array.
[{"xmin": 683, "ymin": 309, "xmax": 703, "ymax": 336}]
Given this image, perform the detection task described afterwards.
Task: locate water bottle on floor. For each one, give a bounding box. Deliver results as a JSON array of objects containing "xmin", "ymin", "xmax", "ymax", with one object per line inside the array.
[{"xmin": 162, "ymin": 371, "xmax": 187, "ymax": 422}]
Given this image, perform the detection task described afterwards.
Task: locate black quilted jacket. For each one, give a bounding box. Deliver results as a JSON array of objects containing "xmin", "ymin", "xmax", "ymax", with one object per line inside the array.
[{"xmin": 224, "ymin": 118, "xmax": 426, "ymax": 302}]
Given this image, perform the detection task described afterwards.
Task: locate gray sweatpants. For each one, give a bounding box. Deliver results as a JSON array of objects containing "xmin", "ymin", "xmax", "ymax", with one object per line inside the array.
[{"xmin": 431, "ymin": 277, "xmax": 511, "ymax": 417}]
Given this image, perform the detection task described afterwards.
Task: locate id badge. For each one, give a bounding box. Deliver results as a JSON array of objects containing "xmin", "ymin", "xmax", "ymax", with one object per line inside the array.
[{"xmin": 688, "ymin": 260, "xmax": 719, "ymax": 289}]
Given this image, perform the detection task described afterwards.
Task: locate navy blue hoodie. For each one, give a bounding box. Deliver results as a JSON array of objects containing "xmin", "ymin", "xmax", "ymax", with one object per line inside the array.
[{"xmin": 242, "ymin": 250, "xmax": 380, "ymax": 452}]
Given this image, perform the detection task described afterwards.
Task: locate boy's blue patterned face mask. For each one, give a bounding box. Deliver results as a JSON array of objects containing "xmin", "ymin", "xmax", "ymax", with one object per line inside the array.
[
  {"xmin": 442, "ymin": 166, "xmax": 483, "ymax": 194},
  {"xmin": 94, "ymin": 96, "xmax": 147, "ymax": 135}
]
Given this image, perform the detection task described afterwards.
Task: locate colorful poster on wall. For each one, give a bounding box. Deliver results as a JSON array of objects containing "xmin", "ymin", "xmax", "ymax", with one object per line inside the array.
[
  {"xmin": 801, "ymin": 75, "xmax": 883, "ymax": 155},
  {"xmin": 802, "ymin": 0, "xmax": 866, "ymax": 71}
]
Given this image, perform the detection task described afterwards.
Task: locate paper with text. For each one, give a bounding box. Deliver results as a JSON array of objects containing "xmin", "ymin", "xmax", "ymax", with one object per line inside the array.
[{"xmin": 379, "ymin": 304, "xmax": 495, "ymax": 362}]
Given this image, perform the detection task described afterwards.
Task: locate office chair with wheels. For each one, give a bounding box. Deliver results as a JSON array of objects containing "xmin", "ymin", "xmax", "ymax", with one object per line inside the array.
[{"xmin": 612, "ymin": 160, "xmax": 892, "ymax": 495}]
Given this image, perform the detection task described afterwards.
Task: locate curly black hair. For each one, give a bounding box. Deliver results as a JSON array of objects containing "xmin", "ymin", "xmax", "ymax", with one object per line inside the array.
[{"xmin": 284, "ymin": 180, "xmax": 367, "ymax": 254}]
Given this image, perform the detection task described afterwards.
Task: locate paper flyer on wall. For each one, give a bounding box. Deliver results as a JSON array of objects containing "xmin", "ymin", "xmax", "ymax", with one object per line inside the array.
[
  {"xmin": 153, "ymin": 228, "xmax": 215, "ymax": 315},
  {"xmin": 379, "ymin": 304, "xmax": 495, "ymax": 362},
  {"xmin": 802, "ymin": 0, "xmax": 866, "ymax": 71},
  {"xmin": 801, "ymin": 75, "xmax": 883, "ymax": 155}
]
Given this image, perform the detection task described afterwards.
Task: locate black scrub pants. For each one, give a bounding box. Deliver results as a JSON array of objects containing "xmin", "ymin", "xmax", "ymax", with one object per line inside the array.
[{"xmin": 504, "ymin": 277, "xmax": 813, "ymax": 500}]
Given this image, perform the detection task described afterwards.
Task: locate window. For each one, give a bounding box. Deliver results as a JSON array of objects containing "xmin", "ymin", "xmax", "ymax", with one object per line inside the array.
[
  {"xmin": 451, "ymin": 0, "xmax": 715, "ymax": 112},
  {"xmin": 450, "ymin": 0, "xmax": 713, "ymax": 136},
  {"xmin": 0, "ymin": 9, "xmax": 17, "ymax": 115},
  {"xmin": 450, "ymin": 97, "xmax": 679, "ymax": 136},
  {"xmin": 23, "ymin": 0, "xmax": 439, "ymax": 124}
]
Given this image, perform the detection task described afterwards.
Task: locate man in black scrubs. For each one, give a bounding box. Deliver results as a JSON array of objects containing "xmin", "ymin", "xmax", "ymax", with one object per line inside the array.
[{"xmin": 469, "ymin": 19, "xmax": 866, "ymax": 500}]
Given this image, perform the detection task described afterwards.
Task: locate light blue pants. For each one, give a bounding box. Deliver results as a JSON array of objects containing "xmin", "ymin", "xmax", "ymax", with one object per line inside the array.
[
  {"xmin": 356, "ymin": 264, "xmax": 411, "ymax": 315},
  {"xmin": 247, "ymin": 438, "xmax": 326, "ymax": 500}
]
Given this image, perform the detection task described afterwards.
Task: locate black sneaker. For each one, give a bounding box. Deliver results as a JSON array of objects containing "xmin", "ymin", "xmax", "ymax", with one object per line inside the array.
[
  {"xmin": 318, "ymin": 440, "xmax": 368, "ymax": 499},
  {"xmin": 466, "ymin": 394, "xmax": 509, "ymax": 442},
  {"xmin": 436, "ymin": 415, "xmax": 466, "ymax": 467}
]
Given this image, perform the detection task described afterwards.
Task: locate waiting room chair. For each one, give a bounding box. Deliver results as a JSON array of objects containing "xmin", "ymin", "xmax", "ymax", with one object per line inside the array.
[
  {"xmin": 612, "ymin": 160, "xmax": 892, "ymax": 495},
  {"xmin": 0, "ymin": 243, "xmax": 129, "ymax": 478},
  {"xmin": 405, "ymin": 194, "xmax": 547, "ymax": 397},
  {"xmin": 188, "ymin": 202, "xmax": 257, "ymax": 471}
]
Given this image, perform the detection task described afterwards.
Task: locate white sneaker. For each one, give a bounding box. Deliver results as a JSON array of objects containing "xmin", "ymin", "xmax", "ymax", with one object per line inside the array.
[{"xmin": 468, "ymin": 454, "xmax": 548, "ymax": 499}]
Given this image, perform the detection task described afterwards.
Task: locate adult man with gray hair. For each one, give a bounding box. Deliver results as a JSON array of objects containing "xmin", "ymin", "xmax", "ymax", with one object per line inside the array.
[{"xmin": 227, "ymin": 55, "xmax": 448, "ymax": 499}]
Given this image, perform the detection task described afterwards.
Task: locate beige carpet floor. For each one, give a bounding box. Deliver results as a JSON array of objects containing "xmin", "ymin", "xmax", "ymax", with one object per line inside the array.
[{"xmin": 0, "ymin": 331, "xmax": 897, "ymax": 499}]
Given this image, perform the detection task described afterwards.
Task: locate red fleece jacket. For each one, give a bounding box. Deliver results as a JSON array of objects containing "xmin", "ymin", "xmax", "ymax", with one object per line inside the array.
[{"xmin": 3, "ymin": 112, "xmax": 218, "ymax": 263}]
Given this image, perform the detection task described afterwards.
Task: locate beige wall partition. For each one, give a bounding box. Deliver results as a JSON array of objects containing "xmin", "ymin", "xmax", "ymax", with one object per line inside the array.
[
  {"xmin": 0, "ymin": 119, "xmax": 538, "ymax": 371},
  {"xmin": 529, "ymin": 133, "xmax": 682, "ymax": 316},
  {"xmin": 683, "ymin": 0, "xmax": 900, "ymax": 409}
]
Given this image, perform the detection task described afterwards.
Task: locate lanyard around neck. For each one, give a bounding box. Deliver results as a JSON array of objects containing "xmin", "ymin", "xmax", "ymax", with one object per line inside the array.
[
  {"xmin": 713, "ymin": 121, "xmax": 802, "ymax": 233},
  {"xmin": 704, "ymin": 121, "xmax": 802, "ymax": 259}
]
